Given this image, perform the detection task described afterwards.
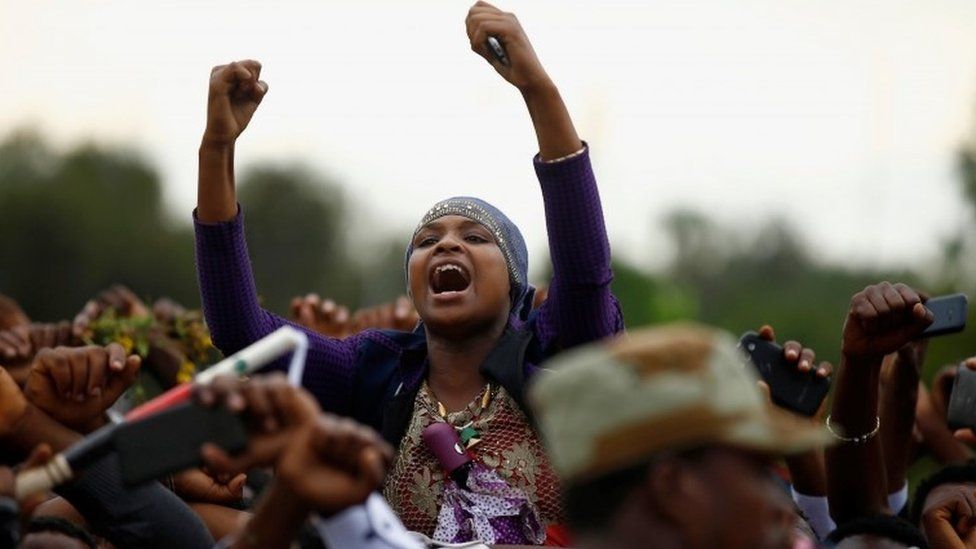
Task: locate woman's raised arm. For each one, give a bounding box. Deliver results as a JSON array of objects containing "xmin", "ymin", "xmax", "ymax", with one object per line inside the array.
[
  {"xmin": 466, "ymin": 3, "xmax": 623, "ymax": 350},
  {"xmin": 193, "ymin": 61, "xmax": 360, "ymax": 413},
  {"xmin": 197, "ymin": 60, "xmax": 267, "ymax": 223},
  {"xmin": 465, "ymin": 1, "xmax": 581, "ymax": 160}
]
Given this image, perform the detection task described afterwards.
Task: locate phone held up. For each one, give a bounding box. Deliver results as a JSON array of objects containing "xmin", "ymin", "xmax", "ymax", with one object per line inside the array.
[
  {"xmin": 485, "ymin": 36, "xmax": 510, "ymax": 66},
  {"xmin": 738, "ymin": 332, "xmax": 831, "ymax": 417},
  {"xmin": 948, "ymin": 366, "xmax": 976, "ymax": 431},
  {"xmin": 917, "ymin": 293, "xmax": 968, "ymax": 339}
]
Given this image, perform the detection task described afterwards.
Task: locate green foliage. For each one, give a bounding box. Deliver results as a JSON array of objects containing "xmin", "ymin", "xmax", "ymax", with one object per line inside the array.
[
  {"xmin": 83, "ymin": 308, "xmax": 155, "ymax": 358},
  {"xmin": 0, "ymin": 130, "xmax": 198, "ymax": 321},
  {"xmin": 237, "ymin": 164, "xmax": 360, "ymax": 314},
  {"xmin": 0, "ymin": 130, "xmax": 372, "ymax": 321},
  {"xmin": 610, "ymin": 211, "xmax": 976, "ymax": 379},
  {"xmin": 610, "ymin": 261, "xmax": 697, "ymax": 327}
]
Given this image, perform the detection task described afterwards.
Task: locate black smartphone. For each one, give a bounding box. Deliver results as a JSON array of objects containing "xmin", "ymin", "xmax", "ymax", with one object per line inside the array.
[
  {"xmin": 113, "ymin": 403, "xmax": 248, "ymax": 486},
  {"xmin": 485, "ymin": 36, "xmax": 510, "ymax": 66},
  {"xmin": 918, "ymin": 293, "xmax": 968, "ymax": 339},
  {"xmin": 948, "ymin": 365, "xmax": 976, "ymax": 430},
  {"xmin": 738, "ymin": 332, "xmax": 831, "ymax": 417}
]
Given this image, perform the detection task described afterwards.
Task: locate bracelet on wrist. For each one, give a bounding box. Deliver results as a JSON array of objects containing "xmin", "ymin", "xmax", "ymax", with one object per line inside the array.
[{"xmin": 825, "ymin": 414, "xmax": 880, "ymax": 444}]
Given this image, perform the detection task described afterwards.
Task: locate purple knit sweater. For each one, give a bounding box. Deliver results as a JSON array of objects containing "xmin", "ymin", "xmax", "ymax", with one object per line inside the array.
[{"xmin": 194, "ymin": 147, "xmax": 623, "ymax": 419}]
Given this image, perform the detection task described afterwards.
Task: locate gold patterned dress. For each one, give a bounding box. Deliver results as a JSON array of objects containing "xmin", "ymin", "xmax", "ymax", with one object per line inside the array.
[{"xmin": 383, "ymin": 381, "xmax": 565, "ymax": 539}]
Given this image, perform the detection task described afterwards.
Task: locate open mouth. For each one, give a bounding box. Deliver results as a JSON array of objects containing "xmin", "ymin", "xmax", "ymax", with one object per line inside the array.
[{"xmin": 430, "ymin": 263, "xmax": 471, "ymax": 295}]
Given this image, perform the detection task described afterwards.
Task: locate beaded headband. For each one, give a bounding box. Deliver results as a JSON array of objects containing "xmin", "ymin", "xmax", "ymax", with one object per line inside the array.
[{"xmin": 406, "ymin": 196, "xmax": 531, "ymax": 319}]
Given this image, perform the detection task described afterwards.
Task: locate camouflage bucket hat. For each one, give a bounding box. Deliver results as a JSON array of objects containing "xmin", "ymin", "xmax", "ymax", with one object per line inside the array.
[{"xmin": 530, "ymin": 323, "xmax": 831, "ymax": 485}]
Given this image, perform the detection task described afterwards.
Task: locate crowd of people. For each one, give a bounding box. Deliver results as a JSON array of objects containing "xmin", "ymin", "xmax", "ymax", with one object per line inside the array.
[{"xmin": 2, "ymin": 2, "xmax": 975, "ymax": 548}]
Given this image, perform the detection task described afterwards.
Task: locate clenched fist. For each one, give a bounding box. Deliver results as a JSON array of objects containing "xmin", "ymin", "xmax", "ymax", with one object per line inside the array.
[
  {"xmin": 842, "ymin": 282, "xmax": 933, "ymax": 361},
  {"xmin": 202, "ymin": 60, "xmax": 268, "ymax": 147},
  {"xmin": 465, "ymin": 2, "xmax": 552, "ymax": 93}
]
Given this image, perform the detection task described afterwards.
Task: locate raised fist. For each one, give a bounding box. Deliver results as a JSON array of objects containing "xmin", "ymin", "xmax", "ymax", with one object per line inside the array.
[
  {"xmin": 290, "ymin": 294, "xmax": 351, "ymax": 338},
  {"xmin": 465, "ymin": 2, "xmax": 551, "ymax": 93},
  {"xmin": 841, "ymin": 282, "xmax": 933, "ymax": 361},
  {"xmin": 203, "ymin": 60, "xmax": 268, "ymax": 147}
]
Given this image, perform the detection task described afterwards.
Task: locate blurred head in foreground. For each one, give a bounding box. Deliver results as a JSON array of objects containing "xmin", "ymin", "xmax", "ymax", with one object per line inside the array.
[
  {"xmin": 530, "ymin": 323, "xmax": 830, "ymax": 549},
  {"xmin": 827, "ymin": 515, "xmax": 928, "ymax": 549}
]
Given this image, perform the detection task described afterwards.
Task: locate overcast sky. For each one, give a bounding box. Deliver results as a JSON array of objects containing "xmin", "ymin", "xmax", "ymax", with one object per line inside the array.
[{"xmin": 4, "ymin": 0, "xmax": 976, "ymax": 274}]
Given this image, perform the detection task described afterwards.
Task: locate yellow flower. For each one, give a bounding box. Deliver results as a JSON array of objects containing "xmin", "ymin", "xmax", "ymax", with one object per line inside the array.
[
  {"xmin": 117, "ymin": 336, "xmax": 134, "ymax": 354},
  {"xmin": 177, "ymin": 360, "xmax": 196, "ymax": 384},
  {"xmin": 190, "ymin": 332, "xmax": 214, "ymax": 354}
]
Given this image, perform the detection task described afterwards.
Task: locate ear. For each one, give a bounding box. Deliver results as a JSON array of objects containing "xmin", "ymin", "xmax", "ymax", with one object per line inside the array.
[{"xmin": 644, "ymin": 458, "xmax": 710, "ymax": 526}]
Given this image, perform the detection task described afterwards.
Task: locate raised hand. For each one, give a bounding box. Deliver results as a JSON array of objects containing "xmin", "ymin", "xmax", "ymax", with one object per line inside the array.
[
  {"xmin": 754, "ymin": 324, "xmax": 832, "ymax": 420},
  {"xmin": 72, "ymin": 284, "xmax": 150, "ymax": 340},
  {"xmin": 842, "ymin": 282, "xmax": 933, "ymax": 361},
  {"xmin": 933, "ymin": 358, "xmax": 976, "ymax": 424},
  {"xmin": 351, "ymin": 296, "xmax": 419, "ymax": 334},
  {"xmin": 151, "ymin": 297, "xmax": 187, "ymax": 324},
  {"xmin": 24, "ymin": 344, "xmax": 141, "ymax": 433},
  {"xmin": 465, "ymin": 1, "xmax": 551, "ymax": 93},
  {"xmin": 203, "ymin": 60, "xmax": 268, "ymax": 147},
  {"xmin": 755, "ymin": 325, "xmax": 830, "ymax": 501},
  {"xmin": 289, "ymin": 294, "xmax": 351, "ymax": 338},
  {"xmin": 757, "ymin": 324, "xmax": 831, "ymax": 380},
  {"xmin": 276, "ymin": 414, "xmax": 393, "ymax": 517},
  {"xmin": 915, "ymin": 367, "xmax": 973, "ymax": 465},
  {"xmin": 944, "ymin": 359, "xmax": 976, "ymax": 446},
  {"xmin": 195, "ymin": 374, "xmax": 321, "ymax": 474}
]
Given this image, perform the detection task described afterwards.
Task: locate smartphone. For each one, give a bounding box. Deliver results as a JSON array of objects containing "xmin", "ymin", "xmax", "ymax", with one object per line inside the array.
[
  {"xmin": 113, "ymin": 403, "xmax": 248, "ymax": 486},
  {"xmin": 486, "ymin": 36, "xmax": 510, "ymax": 66},
  {"xmin": 948, "ymin": 365, "xmax": 976, "ymax": 430},
  {"xmin": 738, "ymin": 332, "xmax": 831, "ymax": 417},
  {"xmin": 918, "ymin": 293, "xmax": 968, "ymax": 339}
]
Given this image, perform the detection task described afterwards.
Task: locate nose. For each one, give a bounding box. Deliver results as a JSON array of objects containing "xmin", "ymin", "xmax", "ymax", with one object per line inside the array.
[{"xmin": 435, "ymin": 233, "xmax": 463, "ymax": 254}]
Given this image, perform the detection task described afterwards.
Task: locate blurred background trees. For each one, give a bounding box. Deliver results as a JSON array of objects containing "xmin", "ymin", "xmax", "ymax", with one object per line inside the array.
[{"xmin": 1, "ymin": 124, "xmax": 975, "ymax": 380}]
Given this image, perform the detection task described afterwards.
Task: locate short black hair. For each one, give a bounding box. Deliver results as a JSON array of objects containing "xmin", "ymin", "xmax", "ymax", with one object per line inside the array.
[
  {"xmin": 910, "ymin": 460, "xmax": 976, "ymax": 525},
  {"xmin": 825, "ymin": 514, "xmax": 928, "ymax": 548},
  {"xmin": 25, "ymin": 516, "xmax": 98, "ymax": 549}
]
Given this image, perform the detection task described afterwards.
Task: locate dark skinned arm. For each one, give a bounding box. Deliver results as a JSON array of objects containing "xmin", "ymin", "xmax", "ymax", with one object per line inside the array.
[
  {"xmin": 197, "ymin": 60, "xmax": 267, "ymax": 223},
  {"xmin": 878, "ymin": 341, "xmax": 926, "ymax": 508},
  {"xmin": 465, "ymin": 1, "xmax": 581, "ymax": 160},
  {"xmin": 826, "ymin": 282, "xmax": 933, "ymax": 524}
]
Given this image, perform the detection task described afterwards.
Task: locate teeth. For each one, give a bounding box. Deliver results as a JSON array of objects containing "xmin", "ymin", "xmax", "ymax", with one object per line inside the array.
[{"xmin": 435, "ymin": 264, "xmax": 462, "ymax": 273}]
